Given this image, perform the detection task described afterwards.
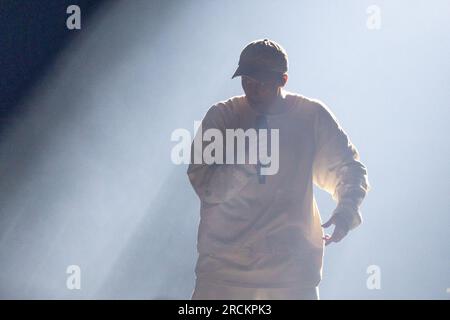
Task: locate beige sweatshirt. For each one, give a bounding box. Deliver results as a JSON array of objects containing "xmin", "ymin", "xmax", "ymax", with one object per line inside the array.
[{"xmin": 187, "ymin": 91, "xmax": 371, "ymax": 288}]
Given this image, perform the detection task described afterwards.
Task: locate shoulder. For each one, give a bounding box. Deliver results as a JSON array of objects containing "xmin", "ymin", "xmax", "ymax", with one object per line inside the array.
[
  {"xmin": 202, "ymin": 95, "xmax": 245, "ymax": 126},
  {"xmin": 288, "ymin": 92, "xmax": 337, "ymax": 122},
  {"xmin": 287, "ymin": 92, "xmax": 327, "ymax": 113},
  {"xmin": 212, "ymin": 95, "xmax": 245, "ymax": 114},
  {"xmin": 205, "ymin": 95, "xmax": 245, "ymax": 119}
]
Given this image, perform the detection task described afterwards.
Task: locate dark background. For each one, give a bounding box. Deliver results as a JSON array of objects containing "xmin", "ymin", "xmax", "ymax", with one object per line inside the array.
[{"xmin": 0, "ymin": 0, "xmax": 104, "ymax": 132}]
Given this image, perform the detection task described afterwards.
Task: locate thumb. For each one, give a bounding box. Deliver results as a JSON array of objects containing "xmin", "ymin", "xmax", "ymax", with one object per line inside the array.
[{"xmin": 321, "ymin": 216, "xmax": 335, "ymax": 228}]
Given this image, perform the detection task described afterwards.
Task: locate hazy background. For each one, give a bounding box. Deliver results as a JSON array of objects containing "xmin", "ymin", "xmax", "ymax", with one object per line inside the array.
[{"xmin": 0, "ymin": 0, "xmax": 449, "ymax": 299}]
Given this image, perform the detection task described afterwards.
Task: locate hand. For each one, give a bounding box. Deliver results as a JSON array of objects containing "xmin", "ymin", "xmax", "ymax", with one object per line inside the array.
[{"xmin": 321, "ymin": 214, "xmax": 350, "ymax": 246}]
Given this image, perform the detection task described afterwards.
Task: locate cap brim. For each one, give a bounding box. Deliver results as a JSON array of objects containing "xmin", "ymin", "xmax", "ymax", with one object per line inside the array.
[
  {"xmin": 232, "ymin": 65, "xmax": 283, "ymax": 82},
  {"xmin": 231, "ymin": 65, "xmax": 245, "ymax": 79},
  {"xmin": 232, "ymin": 65, "xmax": 263, "ymax": 79}
]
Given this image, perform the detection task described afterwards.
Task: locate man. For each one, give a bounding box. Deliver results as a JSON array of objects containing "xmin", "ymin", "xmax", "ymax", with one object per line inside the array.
[{"xmin": 187, "ymin": 39, "xmax": 371, "ymax": 299}]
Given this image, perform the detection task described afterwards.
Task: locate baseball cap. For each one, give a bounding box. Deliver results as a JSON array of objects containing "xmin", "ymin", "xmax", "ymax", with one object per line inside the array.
[{"xmin": 231, "ymin": 39, "xmax": 288, "ymax": 81}]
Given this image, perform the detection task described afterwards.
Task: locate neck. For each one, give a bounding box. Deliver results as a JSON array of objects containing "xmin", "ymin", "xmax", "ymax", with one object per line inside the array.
[{"xmin": 250, "ymin": 89, "xmax": 288, "ymax": 115}]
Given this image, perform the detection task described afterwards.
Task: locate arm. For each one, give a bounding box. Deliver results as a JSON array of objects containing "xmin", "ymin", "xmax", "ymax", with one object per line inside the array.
[
  {"xmin": 187, "ymin": 104, "xmax": 257, "ymax": 205},
  {"xmin": 312, "ymin": 101, "xmax": 371, "ymax": 243}
]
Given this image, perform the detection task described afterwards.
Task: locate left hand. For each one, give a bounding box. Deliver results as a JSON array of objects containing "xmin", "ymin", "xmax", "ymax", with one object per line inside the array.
[{"xmin": 321, "ymin": 214, "xmax": 350, "ymax": 246}]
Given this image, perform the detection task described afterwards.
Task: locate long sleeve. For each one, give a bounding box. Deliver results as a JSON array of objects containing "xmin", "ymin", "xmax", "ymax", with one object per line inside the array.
[
  {"xmin": 187, "ymin": 104, "xmax": 257, "ymax": 205},
  {"xmin": 312, "ymin": 102, "xmax": 371, "ymax": 230}
]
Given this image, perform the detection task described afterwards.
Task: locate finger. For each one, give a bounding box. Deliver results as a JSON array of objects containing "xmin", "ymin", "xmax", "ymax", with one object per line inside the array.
[
  {"xmin": 325, "ymin": 235, "xmax": 339, "ymax": 246},
  {"xmin": 335, "ymin": 224, "xmax": 349, "ymax": 238},
  {"xmin": 321, "ymin": 217, "xmax": 335, "ymax": 228},
  {"xmin": 322, "ymin": 234, "xmax": 331, "ymax": 241},
  {"xmin": 328, "ymin": 227, "xmax": 348, "ymax": 244},
  {"xmin": 324, "ymin": 233, "xmax": 335, "ymax": 246}
]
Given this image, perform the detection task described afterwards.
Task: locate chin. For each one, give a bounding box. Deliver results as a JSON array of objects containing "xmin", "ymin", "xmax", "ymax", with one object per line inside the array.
[{"xmin": 246, "ymin": 96, "xmax": 263, "ymax": 106}]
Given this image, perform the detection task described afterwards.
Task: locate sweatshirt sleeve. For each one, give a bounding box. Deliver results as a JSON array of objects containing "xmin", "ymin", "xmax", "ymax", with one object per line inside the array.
[
  {"xmin": 312, "ymin": 101, "xmax": 371, "ymax": 230},
  {"xmin": 187, "ymin": 104, "xmax": 257, "ymax": 205}
]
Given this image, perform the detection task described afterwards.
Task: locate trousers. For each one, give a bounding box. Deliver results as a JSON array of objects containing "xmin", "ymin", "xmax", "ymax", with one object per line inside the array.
[{"xmin": 191, "ymin": 278, "xmax": 319, "ymax": 300}]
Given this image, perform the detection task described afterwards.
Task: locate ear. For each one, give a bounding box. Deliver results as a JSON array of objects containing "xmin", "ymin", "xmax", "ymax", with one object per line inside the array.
[{"xmin": 280, "ymin": 73, "xmax": 288, "ymax": 87}]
